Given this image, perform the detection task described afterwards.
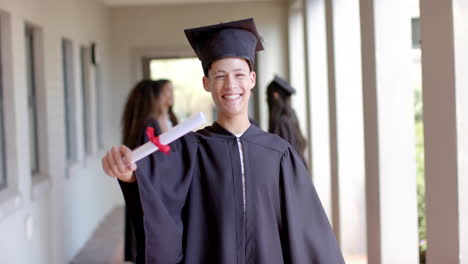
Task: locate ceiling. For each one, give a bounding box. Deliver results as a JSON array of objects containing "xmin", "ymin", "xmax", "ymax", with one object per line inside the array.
[{"xmin": 102, "ymin": 0, "xmax": 277, "ymax": 7}]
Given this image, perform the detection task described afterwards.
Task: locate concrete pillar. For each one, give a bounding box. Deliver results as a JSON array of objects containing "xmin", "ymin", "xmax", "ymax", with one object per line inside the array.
[{"xmin": 420, "ymin": 0, "xmax": 468, "ymax": 263}]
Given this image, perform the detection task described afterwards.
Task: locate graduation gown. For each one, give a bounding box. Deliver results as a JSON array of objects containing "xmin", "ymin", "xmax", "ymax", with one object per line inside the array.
[
  {"xmin": 124, "ymin": 118, "xmax": 162, "ymax": 263},
  {"xmin": 270, "ymin": 115, "xmax": 307, "ymax": 166},
  {"xmin": 120, "ymin": 122, "xmax": 344, "ymax": 264}
]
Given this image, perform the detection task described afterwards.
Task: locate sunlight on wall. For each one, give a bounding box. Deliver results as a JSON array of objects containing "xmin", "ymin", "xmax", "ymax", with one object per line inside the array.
[{"xmin": 150, "ymin": 58, "xmax": 215, "ymax": 128}]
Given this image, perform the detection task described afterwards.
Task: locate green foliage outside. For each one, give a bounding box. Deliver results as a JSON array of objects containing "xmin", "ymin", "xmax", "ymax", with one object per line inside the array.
[{"xmin": 414, "ymin": 86, "xmax": 426, "ymax": 263}]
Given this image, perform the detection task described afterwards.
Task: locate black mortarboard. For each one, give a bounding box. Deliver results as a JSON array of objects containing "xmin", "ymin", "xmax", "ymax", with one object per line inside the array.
[
  {"xmin": 268, "ymin": 75, "xmax": 296, "ymax": 96},
  {"xmin": 184, "ymin": 18, "xmax": 264, "ymax": 76}
]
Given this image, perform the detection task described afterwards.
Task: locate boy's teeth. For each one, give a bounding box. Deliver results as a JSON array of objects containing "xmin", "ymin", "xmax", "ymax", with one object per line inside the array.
[{"xmin": 224, "ymin": 94, "xmax": 240, "ymax": 100}]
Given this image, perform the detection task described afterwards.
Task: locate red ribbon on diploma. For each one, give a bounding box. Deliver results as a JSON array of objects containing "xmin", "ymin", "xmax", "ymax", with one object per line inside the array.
[{"xmin": 146, "ymin": 127, "xmax": 171, "ymax": 155}]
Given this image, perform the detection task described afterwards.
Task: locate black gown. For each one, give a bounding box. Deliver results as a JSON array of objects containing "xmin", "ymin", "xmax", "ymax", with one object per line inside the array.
[
  {"xmin": 270, "ymin": 115, "xmax": 307, "ymax": 166},
  {"xmin": 124, "ymin": 118, "xmax": 162, "ymax": 263},
  {"xmin": 120, "ymin": 122, "xmax": 344, "ymax": 264}
]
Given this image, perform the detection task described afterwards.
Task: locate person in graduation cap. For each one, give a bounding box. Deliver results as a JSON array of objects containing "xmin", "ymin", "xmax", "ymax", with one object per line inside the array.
[
  {"xmin": 102, "ymin": 18, "xmax": 345, "ymax": 264},
  {"xmin": 267, "ymin": 75, "xmax": 308, "ymax": 167}
]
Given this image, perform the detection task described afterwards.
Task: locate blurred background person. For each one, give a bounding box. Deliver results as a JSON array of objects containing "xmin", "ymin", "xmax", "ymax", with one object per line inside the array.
[
  {"xmin": 120, "ymin": 78, "xmax": 178, "ymax": 262},
  {"xmin": 266, "ymin": 75, "xmax": 307, "ymax": 167}
]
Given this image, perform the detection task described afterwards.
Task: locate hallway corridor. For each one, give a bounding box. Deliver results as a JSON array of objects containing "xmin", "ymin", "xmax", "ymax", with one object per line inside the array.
[{"xmin": 71, "ymin": 206, "xmax": 126, "ymax": 264}]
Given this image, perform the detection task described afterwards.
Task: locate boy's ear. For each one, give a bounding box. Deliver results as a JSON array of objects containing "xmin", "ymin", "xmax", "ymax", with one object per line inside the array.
[
  {"xmin": 249, "ymin": 71, "xmax": 256, "ymax": 90},
  {"xmin": 202, "ymin": 76, "xmax": 210, "ymax": 92}
]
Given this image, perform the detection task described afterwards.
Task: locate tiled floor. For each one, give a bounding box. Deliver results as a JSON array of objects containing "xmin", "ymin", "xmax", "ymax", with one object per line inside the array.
[
  {"xmin": 71, "ymin": 206, "xmax": 127, "ymax": 264},
  {"xmin": 72, "ymin": 206, "xmax": 367, "ymax": 264}
]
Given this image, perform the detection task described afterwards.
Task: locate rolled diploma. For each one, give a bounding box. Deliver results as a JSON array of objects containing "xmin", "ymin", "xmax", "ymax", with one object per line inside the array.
[{"xmin": 131, "ymin": 112, "xmax": 206, "ymax": 163}]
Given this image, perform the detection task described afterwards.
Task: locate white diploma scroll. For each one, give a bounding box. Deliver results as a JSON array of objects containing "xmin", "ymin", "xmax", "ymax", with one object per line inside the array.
[{"xmin": 131, "ymin": 112, "xmax": 206, "ymax": 163}]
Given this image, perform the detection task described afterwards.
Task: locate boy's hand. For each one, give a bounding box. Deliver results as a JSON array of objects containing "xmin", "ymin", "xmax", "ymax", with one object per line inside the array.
[{"xmin": 102, "ymin": 145, "xmax": 137, "ymax": 182}]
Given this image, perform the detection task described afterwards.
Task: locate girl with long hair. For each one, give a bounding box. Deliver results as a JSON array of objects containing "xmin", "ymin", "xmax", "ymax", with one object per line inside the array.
[
  {"xmin": 267, "ymin": 75, "xmax": 307, "ymax": 166},
  {"xmin": 122, "ymin": 79, "xmax": 178, "ymax": 148}
]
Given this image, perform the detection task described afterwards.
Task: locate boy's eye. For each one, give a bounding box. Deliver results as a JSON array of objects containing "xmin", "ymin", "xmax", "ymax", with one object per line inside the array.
[{"xmin": 215, "ymin": 75, "xmax": 225, "ymax": 80}]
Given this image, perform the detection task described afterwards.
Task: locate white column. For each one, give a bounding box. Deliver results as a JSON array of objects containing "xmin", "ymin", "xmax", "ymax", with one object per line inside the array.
[
  {"xmin": 420, "ymin": 0, "xmax": 468, "ymax": 263},
  {"xmin": 330, "ymin": 0, "xmax": 367, "ymax": 261},
  {"xmin": 360, "ymin": 0, "xmax": 419, "ymax": 263},
  {"xmin": 303, "ymin": 0, "xmax": 332, "ymax": 219},
  {"xmin": 455, "ymin": 1, "xmax": 468, "ymax": 260}
]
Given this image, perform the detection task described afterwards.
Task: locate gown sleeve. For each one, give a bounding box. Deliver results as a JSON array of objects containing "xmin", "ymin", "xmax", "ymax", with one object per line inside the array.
[
  {"xmin": 121, "ymin": 119, "xmax": 162, "ymax": 263},
  {"xmin": 279, "ymin": 146, "xmax": 345, "ymax": 264},
  {"xmin": 120, "ymin": 120, "xmax": 196, "ymax": 263}
]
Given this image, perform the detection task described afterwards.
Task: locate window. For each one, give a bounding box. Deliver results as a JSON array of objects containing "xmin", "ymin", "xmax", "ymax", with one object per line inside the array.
[
  {"xmin": 95, "ymin": 63, "xmax": 103, "ymax": 150},
  {"xmin": 0, "ymin": 10, "xmax": 19, "ymax": 202},
  {"xmin": 25, "ymin": 24, "xmax": 41, "ymax": 176},
  {"xmin": 148, "ymin": 57, "xmax": 214, "ymax": 124},
  {"xmin": 411, "ymin": 18, "xmax": 420, "ymax": 49},
  {"xmin": 80, "ymin": 46, "xmax": 91, "ymax": 155},
  {"xmin": 0, "ymin": 30, "xmax": 5, "ymax": 190},
  {"xmin": 62, "ymin": 38, "xmax": 78, "ymax": 163}
]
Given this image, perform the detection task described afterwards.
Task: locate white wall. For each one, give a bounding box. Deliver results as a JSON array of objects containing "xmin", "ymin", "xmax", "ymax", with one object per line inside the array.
[
  {"xmin": 0, "ymin": 0, "xmax": 122, "ymax": 263},
  {"xmin": 108, "ymin": 1, "xmax": 289, "ymax": 137}
]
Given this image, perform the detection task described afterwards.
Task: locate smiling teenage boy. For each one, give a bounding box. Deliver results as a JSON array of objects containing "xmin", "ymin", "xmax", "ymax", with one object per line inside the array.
[{"xmin": 102, "ymin": 18, "xmax": 345, "ymax": 264}]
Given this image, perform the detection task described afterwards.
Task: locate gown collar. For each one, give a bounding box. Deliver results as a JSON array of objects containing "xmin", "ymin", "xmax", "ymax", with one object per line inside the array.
[{"xmin": 204, "ymin": 121, "xmax": 262, "ymax": 139}]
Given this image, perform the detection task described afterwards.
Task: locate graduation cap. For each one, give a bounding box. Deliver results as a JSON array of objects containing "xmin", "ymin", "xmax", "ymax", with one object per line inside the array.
[
  {"xmin": 184, "ymin": 18, "xmax": 264, "ymax": 76},
  {"xmin": 268, "ymin": 75, "xmax": 296, "ymax": 96}
]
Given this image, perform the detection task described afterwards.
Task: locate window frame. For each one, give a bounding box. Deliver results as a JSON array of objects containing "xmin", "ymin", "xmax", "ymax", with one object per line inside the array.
[
  {"xmin": 25, "ymin": 24, "xmax": 42, "ymax": 176},
  {"xmin": 411, "ymin": 17, "xmax": 421, "ymax": 49},
  {"xmin": 0, "ymin": 10, "xmax": 23, "ymax": 217},
  {"xmin": 0, "ymin": 15, "xmax": 6, "ymax": 191},
  {"xmin": 25, "ymin": 22, "xmax": 50, "ymax": 201},
  {"xmin": 62, "ymin": 38, "xmax": 79, "ymax": 165},
  {"xmin": 80, "ymin": 46, "xmax": 94, "ymax": 156}
]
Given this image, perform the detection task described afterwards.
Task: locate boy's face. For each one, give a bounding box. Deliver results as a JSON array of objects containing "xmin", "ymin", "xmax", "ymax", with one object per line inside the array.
[{"xmin": 203, "ymin": 57, "xmax": 256, "ymax": 118}]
